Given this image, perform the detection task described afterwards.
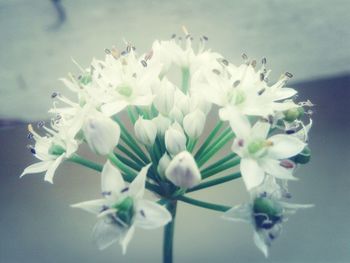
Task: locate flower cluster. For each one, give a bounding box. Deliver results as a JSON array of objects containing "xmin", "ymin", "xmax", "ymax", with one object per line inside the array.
[{"xmin": 21, "ymin": 28, "xmax": 313, "ymax": 259}]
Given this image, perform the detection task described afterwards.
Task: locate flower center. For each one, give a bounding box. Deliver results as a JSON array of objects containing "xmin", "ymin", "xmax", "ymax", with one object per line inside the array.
[
  {"xmin": 116, "ymin": 84, "xmax": 133, "ymax": 97},
  {"xmin": 253, "ymin": 197, "xmax": 283, "ymax": 230},
  {"xmin": 113, "ymin": 196, "xmax": 134, "ymax": 226},
  {"xmin": 49, "ymin": 144, "xmax": 66, "ymax": 155},
  {"xmin": 247, "ymin": 139, "xmax": 272, "ymax": 157}
]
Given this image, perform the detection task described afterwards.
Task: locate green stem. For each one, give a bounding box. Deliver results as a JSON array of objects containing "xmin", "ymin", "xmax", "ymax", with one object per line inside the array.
[
  {"xmin": 108, "ymin": 153, "xmax": 137, "ymax": 181},
  {"xmin": 117, "ymin": 144, "xmax": 146, "ymax": 166},
  {"xmin": 187, "ymin": 172, "xmax": 241, "ymax": 193},
  {"xmin": 114, "ymin": 153, "xmax": 141, "ymax": 171},
  {"xmin": 194, "ymin": 121, "xmax": 223, "ymax": 160},
  {"xmin": 127, "ymin": 106, "xmax": 137, "ymax": 124},
  {"xmin": 177, "ymin": 195, "xmax": 230, "ymax": 212},
  {"xmin": 200, "ymin": 152, "xmax": 236, "ymax": 175},
  {"xmin": 197, "ymin": 130, "xmax": 235, "ymax": 168},
  {"xmin": 186, "ymin": 138, "xmax": 197, "ymax": 153},
  {"xmin": 201, "ymin": 157, "xmax": 241, "ymax": 179},
  {"xmin": 68, "ymin": 154, "xmax": 102, "ymax": 172},
  {"xmin": 163, "ymin": 201, "xmax": 177, "ymax": 263}
]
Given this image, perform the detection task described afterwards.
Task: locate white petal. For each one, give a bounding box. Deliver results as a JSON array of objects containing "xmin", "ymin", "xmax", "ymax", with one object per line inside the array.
[
  {"xmin": 129, "ymin": 164, "xmax": 151, "ymax": 199},
  {"xmin": 268, "ymin": 134, "xmax": 306, "ymax": 159},
  {"xmin": 134, "ymin": 200, "xmax": 172, "ymax": 229},
  {"xmin": 253, "ymin": 231, "xmax": 269, "ymax": 257},
  {"xmin": 219, "ymin": 106, "xmax": 251, "ymax": 139},
  {"xmin": 20, "ymin": 161, "xmax": 52, "ymax": 177},
  {"xmin": 222, "ymin": 204, "xmax": 252, "ymax": 223},
  {"xmin": 101, "ymin": 160, "xmax": 125, "ymax": 195},
  {"xmin": 44, "ymin": 155, "xmax": 64, "ymax": 184},
  {"xmin": 240, "ymin": 158, "xmax": 265, "ymax": 190},
  {"xmin": 120, "ymin": 225, "xmax": 135, "ymax": 254},
  {"xmin": 70, "ymin": 199, "xmax": 106, "ymax": 214},
  {"xmin": 251, "ymin": 121, "xmax": 270, "ymax": 139},
  {"xmin": 93, "ymin": 219, "xmax": 126, "ymax": 250},
  {"xmin": 260, "ymin": 159, "xmax": 298, "ymax": 180},
  {"xmin": 101, "ymin": 101, "xmax": 129, "ymax": 116}
]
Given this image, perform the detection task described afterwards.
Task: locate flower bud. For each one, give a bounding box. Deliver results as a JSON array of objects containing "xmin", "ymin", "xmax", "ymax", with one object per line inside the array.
[
  {"xmin": 165, "ymin": 151, "xmax": 201, "ymax": 188},
  {"xmin": 183, "ymin": 109, "xmax": 206, "ymax": 139},
  {"xmin": 152, "ymin": 114, "xmax": 171, "ymax": 136},
  {"xmin": 165, "ymin": 123, "xmax": 186, "ymax": 156},
  {"xmin": 157, "ymin": 153, "xmax": 171, "ymax": 178},
  {"xmin": 134, "ymin": 117, "xmax": 157, "ymax": 146},
  {"xmin": 169, "ymin": 107, "xmax": 183, "ymax": 124},
  {"xmin": 83, "ymin": 114, "xmax": 120, "ymax": 155},
  {"xmin": 153, "ymin": 78, "xmax": 175, "ymax": 116}
]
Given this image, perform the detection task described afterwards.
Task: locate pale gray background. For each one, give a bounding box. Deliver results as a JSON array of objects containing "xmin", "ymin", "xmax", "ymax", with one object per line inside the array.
[{"xmin": 0, "ymin": 1, "xmax": 349, "ymax": 263}]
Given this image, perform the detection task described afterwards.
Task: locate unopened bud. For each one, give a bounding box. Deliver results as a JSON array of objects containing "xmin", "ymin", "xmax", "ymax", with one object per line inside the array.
[
  {"xmin": 157, "ymin": 153, "xmax": 171, "ymax": 178},
  {"xmin": 134, "ymin": 117, "xmax": 157, "ymax": 146},
  {"xmin": 152, "ymin": 114, "xmax": 171, "ymax": 136},
  {"xmin": 165, "ymin": 123, "xmax": 187, "ymax": 156},
  {"xmin": 153, "ymin": 78, "xmax": 175, "ymax": 116},
  {"xmin": 283, "ymin": 107, "xmax": 304, "ymax": 123},
  {"xmin": 165, "ymin": 151, "xmax": 201, "ymax": 188},
  {"xmin": 183, "ymin": 109, "xmax": 206, "ymax": 139},
  {"xmin": 83, "ymin": 114, "xmax": 120, "ymax": 155}
]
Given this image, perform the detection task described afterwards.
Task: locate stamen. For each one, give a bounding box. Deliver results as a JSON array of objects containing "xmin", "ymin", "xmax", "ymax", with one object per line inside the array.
[
  {"xmin": 141, "ymin": 60, "xmax": 147, "ymax": 67},
  {"xmin": 202, "ymin": 35, "xmax": 208, "ymax": 41},
  {"xmin": 171, "ymin": 33, "xmax": 176, "ymax": 39},
  {"xmin": 261, "ymin": 57, "xmax": 267, "ymax": 65},
  {"xmin": 251, "ymin": 60, "xmax": 257, "ymax": 68},
  {"xmin": 51, "ymin": 92, "xmax": 59, "ymax": 99},
  {"xmin": 104, "ymin": 48, "xmax": 111, "ymax": 54},
  {"xmin": 37, "ymin": 121, "xmax": 45, "ymax": 128},
  {"xmin": 182, "ymin": 25, "xmax": 189, "ymax": 36},
  {"xmin": 257, "ymin": 88, "xmax": 266, "ymax": 96},
  {"xmin": 145, "ymin": 50, "xmax": 153, "ymax": 61},
  {"xmin": 102, "ymin": 191, "xmax": 112, "ymax": 196},
  {"xmin": 280, "ymin": 160, "xmax": 295, "ymax": 169},
  {"xmin": 27, "ymin": 133, "xmax": 34, "ymax": 139},
  {"xmin": 121, "ymin": 187, "xmax": 129, "ymax": 193},
  {"xmin": 241, "ymin": 53, "xmax": 248, "ymax": 61},
  {"xmin": 267, "ymin": 115, "xmax": 274, "ymax": 124},
  {"xmin": 233, "ymin": 80, "xmax": 240, "ymax": 87},
  {"xmin": 221, "ymin": 59, "xmax": 229, "ymax": 66},
  {"xmin": 212, "ymin": 69, "xmax": 220, "ymax": 75},
  {"xmin": 260, "ymin": 73, "xmax": 265, "ymax": 81},
  {"xmin": 286, "ymin": 129, "xmax": 296, "ymax": 135},
  {"xmin": 285, "ymin": 72, "xmax": 293, "ymax": 78},
  {"xmin": 140, "ymin": 209, "xmax": 146, "ymax": 217},
  {"xmin": 238, "ymin": 139, "xmax": 244, "ymax": 147},
  {"xmin": 26, "ymin": 145, "xmax": 36, "ymax": 155}
]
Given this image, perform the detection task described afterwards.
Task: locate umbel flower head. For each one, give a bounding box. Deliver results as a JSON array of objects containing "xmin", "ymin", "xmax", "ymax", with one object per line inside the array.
[{"xmin": 20, "ymin": 27, "xmax": 314, "ymax": 260}]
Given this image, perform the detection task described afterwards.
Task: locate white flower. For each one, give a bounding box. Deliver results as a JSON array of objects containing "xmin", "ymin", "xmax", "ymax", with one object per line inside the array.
[
  {"xmin": 20, "ymin": 123, "xmax": 78, "ymax": 183},
  {"xmin": 71, "ymin": 161, "xmax": 171, "ymax": 253},
  {"xmin": 183, "ymin": 109, "xmax": 206, "ymax": 139},
  {"xmin": 82, "ymin": 112, "xmax": 121, "ymax": 155},
  {"xmin": 165, "ymin": 151, "xmax": 201, "ymax": 188},
  {"xmin": 164, "ymin": 123, "xmax": 187, "ymax": 156},
  {"xmin": 228, "ymin": 110, "xmax": 305, "ymax": 190},
  {"xmin": 88, "ymin": 50, "xmax": 161, "ymax": 116},
  {"xmin": 134, "ymin": 117, "xmax": 157, "ymax": 146},
  {"xmin": 193, "ymin": 63, "xmax": 298, "ymax": 118},
  {"xmin": 222, "ymin": 194, "xmax": 313, "ymax": 257}
]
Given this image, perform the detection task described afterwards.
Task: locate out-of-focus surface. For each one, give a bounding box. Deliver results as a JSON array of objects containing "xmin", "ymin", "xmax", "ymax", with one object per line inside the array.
[
  {"xmin": 1, "ymin": 75, "xmax": 350, "ymax": 263},
  {"xmin": 1, "ymin": 1, "xmax": 350, "ymax": 262},
  {"xmin": 0, "ymin": 0, "xmax": 349, "ymax": 120}
]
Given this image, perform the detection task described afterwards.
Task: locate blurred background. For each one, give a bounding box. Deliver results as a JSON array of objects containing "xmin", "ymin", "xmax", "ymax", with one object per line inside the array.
[{"xmin": 0, "ymin": 0, "xmax": 349, "ymax": 262}]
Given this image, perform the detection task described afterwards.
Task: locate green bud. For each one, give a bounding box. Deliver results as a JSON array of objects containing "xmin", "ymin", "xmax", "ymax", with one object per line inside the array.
[
  {"xmin": 253, "ymin": 197, "xmax": 283, "ymax": 230},
  {"xmin": 291, "ymin": 146, "xmax": 311, "ymax": 164},
  {"xmin": 248, "ymin": 139, "xmax": 269, "ymax": 155},
  {"xmin": 49, "ymin": 144, "xmax": 66, "ymax": 155},
  {"xmin": 235, "ymin": 90, "xmax": 246, "ymax": 105},
  {"xmin": 283, "ymin": 107, "xmax": 304, "ymax": 122}
]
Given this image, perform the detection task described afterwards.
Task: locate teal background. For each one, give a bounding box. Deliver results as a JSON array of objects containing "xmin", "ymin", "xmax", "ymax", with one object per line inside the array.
[{"xmin": 0, "ymin": 1, "xmax": 349, "ymax": 262}]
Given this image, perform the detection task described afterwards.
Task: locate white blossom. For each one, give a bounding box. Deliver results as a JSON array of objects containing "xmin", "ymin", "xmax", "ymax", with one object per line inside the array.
[{"xmin": 134, "ymin": 117, "xmax": 157, "ymax": 146}]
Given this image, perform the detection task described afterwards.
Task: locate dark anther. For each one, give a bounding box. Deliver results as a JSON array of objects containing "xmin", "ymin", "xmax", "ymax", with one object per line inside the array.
[
  {"xmin": 37, "ymin": 121, "xmax": 45, "ymax": 128},
  {"xmin": 233, "ymin": 80, "xmax": 241, "ymax": 87},
  {"xmin": 121, "ymin": 187, "xmax": 129, "ymax": 193},
  {"xmin": 145, "ymin": 50, "xmax": 153, "ymax": 61},
  {"xmin": 268, "ymin": 115, "xmax": 274, "ymax": 124},
  {"xmin": 202, "ymin": 35, "xmax": 208, "ymax": 41},
  {"xmin": 221, "ymin": 59, "xmax": 229, "ymax": 66},
  {"xmin": 27, "ymin": 145, "xmax": 36, "ymax": 155},
  {"xmin": 132, "ymin": 46, "xmax": 136, "ymax": 51},
  {"xmin": 104, "ymin": 48, "xmax": 111, "ymax": 54},
  {"xmin": 242, "ymin": 53, "xmax": 248, "ymax": 60},
  {"xmin": 141, "ymin": 60, "xmax": 147, "ymax": 67},
  {"xmin": 185, "ymin": 34, "xmax": 191, "ymax": 39},
  {"xmin": 280, "ymin": 160, "xmax": 294, "ymax": 169},
  {"xmin": 178, "ymin": 36, "xmax": 183, "ymax": 41},
  {"xmin": 121, "ymin": 50, "xmax": 127, "ymax": 56},
  {"xmin": 262, "ymin": 58, "xmax": 267, "ymax": 65},
  {"xmin": 132, "ymin": 73, "xmax": 137, "ymax": 78},
  {"xmin": 140, "ymin": 210, "xmax": 146, "ymax": 217},
  {"xmin": 126, "ymin": 45, "xmax": 131, "ymax": 53},
  {"xmin": 285, "ymin": 72, "xmax": 293, "ymax": 78},
  {"xmin": 102, "ymin": 191, "xmax": 112, "ymax": 196},
  {"xmin": 286, "ymin": 129, "xmax": 296, "ymax": 135},
  {"xmin": 260, "ymin": 73, "xmax": 265, "ymax": 81},
  {"xmin": 212, "ymin": 69, "xmax": 220, "ymax": 75},
  {"xmin": 171, "ymin": 33, "xmax": 176, "ymax": 39},
  {"xmin": 257, "ymin": 88, "xmax": 266, "ymax": 96},
  {"xmin": 238, "ymin": 139, "xmax": 244, "ymax": 147},
  {"xmin": 27, "ymin": 133, "xmax": 34, "ymax": 139},
  {"xmin": 269, "ymin": 233, "xmax": 276, "ymax": 240},
  {"xmin": 51, "ymin": 92, "xmax": 59, "ymax": 98}
]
